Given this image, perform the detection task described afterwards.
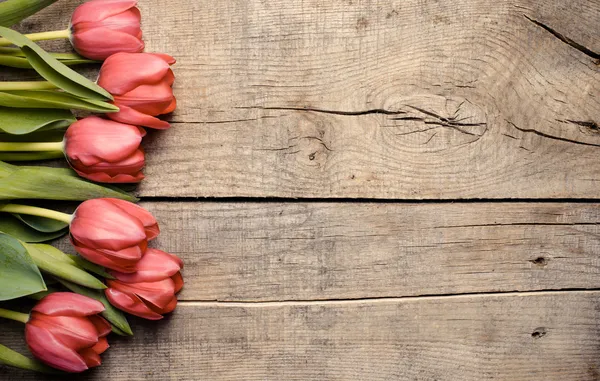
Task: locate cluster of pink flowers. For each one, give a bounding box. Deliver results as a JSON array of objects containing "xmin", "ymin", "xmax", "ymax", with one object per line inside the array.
[
  {"xmin": 65, "ymin": 0, "xmax": 176, "ymax": 183},
  {"xmin": 0, "ymin": 0, "xmax": 185, "ymax": 374},
  {"xmin": 29, "ymin": 198, "xmax": 183, "ymax": 372}
]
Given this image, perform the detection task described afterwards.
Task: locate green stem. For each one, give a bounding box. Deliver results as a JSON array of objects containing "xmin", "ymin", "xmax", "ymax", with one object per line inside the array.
[
  {"xmin": 0, "ymin": 343, "xmax": 59, "ymax": 374},
  {"xmin": 0, "ymin": 308, "xmax": 28, "ymax": 324},
  {"xmin": 0, "ymin": 204, "xmax": 72, "ymax": 224},
  {"xmin": 0, "ymin": 141, "xmax": 64, "ymax": 152},
  {"xmin": 0, "ymin": 29, "xmax": 70, "ymax": 46},
  {"xmin": 0, "ymin": 81, "xmax": 57, "ymax": 91}
]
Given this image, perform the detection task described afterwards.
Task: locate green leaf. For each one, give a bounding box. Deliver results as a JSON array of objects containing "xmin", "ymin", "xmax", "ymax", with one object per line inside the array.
[
  {"xmin": 59, "ymin": 279, "xmax": 133, "ymax": 336},
  {"xmin": 0, "ymin": 343, "xmax": 60, "ymax": 374},
  {"xmin": 0, "ymin": 151, "xmax": 64, "ymax": 161},
  {"xmin": 0, "ymin": 161, "xmax": 138, "ymax": 202},
  {"xmin": 0, "ymin": 107, "xmax": 74, "ymax": 135},
  {"xmin": 0, "ymin": 232, "xmax": 46, "ymax": 300},
  {"xmin": 0, "ymin": 214, "xmax": 67, "ymax": 242},
  {"xmin": 24, "ymin": 244, "xmax": 106, "ymax": 290},
  {"xmin": 0, "ymin": 0, "xmax": 57, "ymax": 27},
  {"xmin": 0, "ymin": 90, "xmax": 119, "ymax": 112},
  {"xmin": 0, "ymin": 26, "xmax": 112, "ymax": 101},
  {"xmin": 14, "ymin": 214, "xmax": 68, "ymax": 233},
  {"xmin": 0, "ymin": 128, "xmax": 64, "ymax": 142},
  {"xmin": 110, "ymin": 324, "xmax": 129, "ymax": 336}
]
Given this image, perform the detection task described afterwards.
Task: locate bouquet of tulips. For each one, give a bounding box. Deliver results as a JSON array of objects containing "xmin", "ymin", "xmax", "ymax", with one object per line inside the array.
[{"xmin": 0, "ymin": 0, "xmax": 183, "ymax": 374}]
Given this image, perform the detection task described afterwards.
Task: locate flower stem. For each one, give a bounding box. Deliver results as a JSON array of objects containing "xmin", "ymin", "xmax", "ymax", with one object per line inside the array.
[
  {"xmin": 0, "ymin": 308, "xmax": 28, "ymax": 324},
  {"xmin": 0, "ymin": 141, "xmax": 64, "ymax": 152},
  {"xmin": 0, "ymin": 344, "xmax": 59, "ymax": 374},
  {"xmin": 0, "ymin": 204, "xmax": 72, "ymax": 224},
  {"xmin": 0, "ymin": 29, "xmax": 71, "ymax": 46},
  {"xmin": 0, "ymin": 81, "xmax": 58, "ymax": 91}
]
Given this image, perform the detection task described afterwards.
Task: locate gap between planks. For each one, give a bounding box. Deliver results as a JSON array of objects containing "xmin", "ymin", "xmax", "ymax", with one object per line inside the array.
[
  {"xmin": 177, "ymin": 289, "xmax": 600, "ymax": 307},
  {"xmin": 136, "ymin": 197, "xmax": 600, "ymax": 203}
]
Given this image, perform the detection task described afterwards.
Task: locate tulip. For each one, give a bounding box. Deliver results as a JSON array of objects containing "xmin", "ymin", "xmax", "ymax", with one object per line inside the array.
[
  {"xmin": 64, "ymin": 116, "xmax": 146, "ymax": 183},
  {"xmin": 98, "ymin": 52, "xmax": 176, "ymax": 129},
  {"xmin": 70, "ymin": 198, "xmax": 159, "ymax": 273},
  {"xmin": 105, "ymin": 248, "xmax": 183, "ymax": 320},
  {"xmin": 25, "ymin": 293, "xmax": 111, "ymax": 373},
  {"xmin": 0, "ymin": 0, "xmax": 144, "ymax": 61},
  {"xmin": 70, "ymin": 0, "xmax": 144, "ymax": 60},
  {"xmin": 0, "ymin": 116, "xmax": 146, "ymax": 183}
]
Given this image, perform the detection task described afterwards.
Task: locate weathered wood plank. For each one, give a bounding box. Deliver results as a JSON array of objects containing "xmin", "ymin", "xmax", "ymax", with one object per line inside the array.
[
  {"xmin": 2, "ymin": 292, "xmax": 600, "ymax": 380},
  {"xmin": 49, "ymin": 202, "xmax": 600, "ymax": 301},
  {"xmin": 3, "ymin": 0, "xmax": 599, "ymax": 198}
]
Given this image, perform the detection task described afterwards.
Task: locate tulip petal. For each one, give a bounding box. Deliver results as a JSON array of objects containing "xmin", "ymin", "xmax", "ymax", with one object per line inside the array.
[
  {"xmin": 105, "ymin": 199, "xmax": 159, "ymax": 240},
  {"xmin": 72, "ymin": 241, "xmax": 144, "ymax": 273},
  {"xmin": 33, "ymin": 293, "xmax": 104, "ymax": 317},
  {"xmin": 71, "ymin": 0, "xmax": 138, "ymax": 25},
  {"xmin": 111, "ymin": 249, "xmax": 182, "ymax": 283},
  {"xmin": 70, "ymin": 149, "xmax": 145, "ymax": 184},
  {"xmin": 90, "ymin": 336, "xmax": 110, "ymax": 355},
  {"xmin": 72, "ymin": 27, "xmax": 144, "ymax": 61},
  {"xmin": 65, "ymin": 116, "xmax": 144, "ymax": 166},
  {"xmin": 164, "ymin": 97, "xmax": 177, "ymax": 114},
  {"xmin": 71, "ymin": 199, "xmax": 147, "ymax": 251},
  {"xmin": 151, "ymin": 295, "xmax": 177, "ymax": 315},
  {"xmin": 107, "ymin": 278, "xmax": 175, "ymax": 310},
  {"xmin": 114, "ymin": 83, "xmax": 174, "ymax": 115},
  {"xmin": 108, "ymin": 104, "xmax": 171, "ymax": 129},
  {"xmin": 172, "ymin": 272, "xmax": 184, "ymax": 294},
  {"xmin": 25, "ymin": 324, "xmax": 88, "ymax": 373},
  {"xmin": 151, "ymin": 53, "xmax": 176, "ymax": 65},
  {"xmin": 29, "ymin": 314, "xmax": 99, "ymax": 351},
  {"xmin": 88, "ymin": 316, "xmax": 112, "ymax": 337},
  {"xmin": 79, "ymin": 348, "xmax": 102, "ymax": 368},
  {"xmin": 75, "ymin": 169, "xmax": 145, "ymax": 184},
  {"xmin": 105, "ymin": 288, "xmax": 163, "ymax": 320},
  {"xmin": 73, "ymin": 8, "xmax": 141, "ymax": 36},
  {"xmin": 98, "ymin": 53, "xmax": 171, "ymax": 95}
]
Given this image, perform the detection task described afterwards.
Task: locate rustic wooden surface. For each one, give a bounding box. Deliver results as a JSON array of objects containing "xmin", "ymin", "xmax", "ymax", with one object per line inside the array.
[
  {"xmin": 1, "ymin": 0, "xmax": 600, "ymax": 379},
  {"xmin": 45, "ymin": 202, "xmax": 598, "ymax": 302},
  {"xmin": 2, "ymin": 292, "xmax": 600, "ymax": 380}
]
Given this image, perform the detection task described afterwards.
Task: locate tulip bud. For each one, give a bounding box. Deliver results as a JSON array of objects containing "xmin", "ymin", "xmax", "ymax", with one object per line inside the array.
[
  {"xmin": 25, "ymin": 293, "xmax": 111, "ymax": 373},
  {"xmin": 70, "ymin": 0, "xmax": 144, "ymax": 60},
  {"xmin": 105, "ymin": 248, "xmax": 183, "ymax": 320},
  {"xmin": 98, "ymin": 52, "xmax": 176, "ymax": 129},
  {"xmin": 64, "ymin": 116, "xmax": 146, "ymax": 183},
  {"xmin": 70, "ymin": 198, "xmax": 159, "ymax": 273}
]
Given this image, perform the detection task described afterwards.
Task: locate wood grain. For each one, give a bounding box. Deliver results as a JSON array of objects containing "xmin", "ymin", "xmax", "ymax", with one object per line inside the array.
[
  {"xmin": 2, "ymin": 0, "xmax": 599, "ymax": 198},
  {"xmin": 2, "ymin": 292, "xmax": 600, "ymax": 380},
  {"xmin": 49, "ymin": 202, "xmax": 600, "ymax": 301}
]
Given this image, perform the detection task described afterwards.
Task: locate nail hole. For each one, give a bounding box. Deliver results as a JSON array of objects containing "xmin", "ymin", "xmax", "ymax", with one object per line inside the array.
[
  {"xmin": 531, "ymin": 327, "xmax": 547, "ymax": 339},
  {"xmin": 529, "ymin": 257, "xmax": 548, "ymax": 266},
  {"xmin": 309, "ymin": 152, "xmax": 316, "ymax": 160}
]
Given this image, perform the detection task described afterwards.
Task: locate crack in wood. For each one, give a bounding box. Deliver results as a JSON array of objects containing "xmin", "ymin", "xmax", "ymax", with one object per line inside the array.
[
  {"xmin": 178, "ymin": 290, "xmax": 600, "ymax": 306},
  {"xmin": 523, "ymin": 14, "xmax": 600, "ymax": 60},
  {"xmin": 507, "ymin": 120, "xmax": 600, "ymax": 147},
  {"xmin": 433, "ymin": 222, "xmax": 600, "ymax": 228},
  {"xmin": 237, "ymin": 106, "xmax": 406, "ymax": 116}
]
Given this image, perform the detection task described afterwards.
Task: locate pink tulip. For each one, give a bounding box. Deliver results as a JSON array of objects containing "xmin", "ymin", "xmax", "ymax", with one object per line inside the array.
[
  {"xmin": 70, "ymin": 0, "xmax": 144, "ymax": 60},
  {"xmin": 70, "ymin": 198, "xmax": 159, "ymax": 273},
  {"xmin": 98, "ymin": 52, "xmax": 176, "ymax": 129},
  {"xmin": 64, "ymin": 116, "xmax": 146, "ymax": 183},
  {"xmin": 25, "ymin": 293, "xmax": 111, "ymax": 373},
  {"xmin": 105, "ymin": 248, "xmax": 183, "ymax": 320}
]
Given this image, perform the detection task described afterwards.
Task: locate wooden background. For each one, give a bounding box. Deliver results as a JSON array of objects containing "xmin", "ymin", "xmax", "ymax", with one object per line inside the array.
[{"xmin": 1, "ymin": 0, "xmax": 600, "ymax": 379}]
